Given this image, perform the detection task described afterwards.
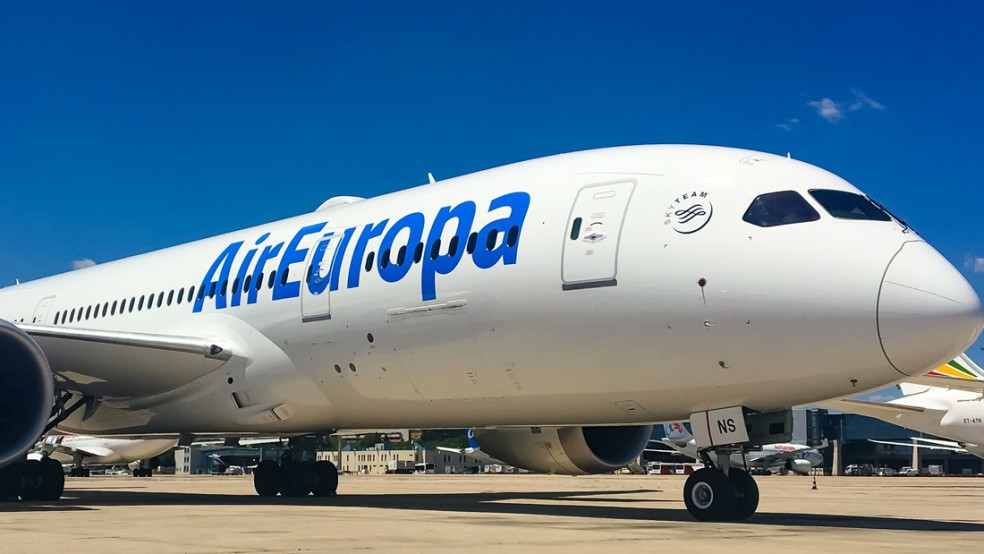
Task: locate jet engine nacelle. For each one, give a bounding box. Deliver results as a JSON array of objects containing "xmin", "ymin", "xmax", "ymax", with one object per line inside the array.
[
  {"xmin": 785, "ymin": 458, "xmax": 813, "ymax": 475},
  {"xmin": 0, "ymin": 319, "xmax": 53, "ymax": 468},
  {"xmin": 473, "ymin": 425, "xmax": 653, "ymax": 475}
]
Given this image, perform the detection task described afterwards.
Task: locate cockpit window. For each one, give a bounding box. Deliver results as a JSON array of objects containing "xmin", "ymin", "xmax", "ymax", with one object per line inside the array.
[
  {"xmin": 808, "ymin": 189, "xmax": 892, "ymax": 221},
  {"xmin": 742, "ymin": 191, "xmax": 820, "ymax": 227}
]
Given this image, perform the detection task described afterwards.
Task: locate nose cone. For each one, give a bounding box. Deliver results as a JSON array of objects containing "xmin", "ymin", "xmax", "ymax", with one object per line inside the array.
[{"xmin": 878, "ymin": 242, "xmax": 984, "ymax": 376}]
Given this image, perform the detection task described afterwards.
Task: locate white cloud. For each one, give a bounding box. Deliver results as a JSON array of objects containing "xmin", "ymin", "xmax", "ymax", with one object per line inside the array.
[
  {"xmin": 71, "ymin": 258, "xmax": 97, "ymax": 270},
  {"xmin": 849, "ymin": 89, "xmax": 885, "ymax": 111},
  {"xmin": 807, "ymin": 91, "xmax": 884, "ymax": 124},
  {"xmin": 967, "ymin": 255, "xmax": 984, "ymax": 273},
  {"xmin": 807, "ymin": 98, "xmax": 844, "ymax": 123},
  {"xmin": 775, "ymin": 118, "xmax": 801, "ymax": 132}
]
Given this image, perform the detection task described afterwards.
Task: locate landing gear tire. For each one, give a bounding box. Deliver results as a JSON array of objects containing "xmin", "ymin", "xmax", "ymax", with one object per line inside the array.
[
  {"xmin": 727, "ymin": 468, "xmax": 759, "ymax": 521},
  {"xmin": 253, "ymin": 460, "xmax": 283, "ymax": 497},
  {"xmin": 312, "ymin": 461, "xmax": 338, "ymax": 497},
  {"xmin": 281, "ymin": 461, "xmax": 316, "ymax": 497},
  {"xmin": 19, "ymin": 460, "xmax": 43, "ymax": 501},
  {"xmin": 683, "ymin": 468, "xmax": 736, "ymax": 521},
  {"xmin": 0, "ymin": 463, "xmax": 23, "ymax": 501},
  {"xmin": 38, "ymin": 458, "xmax": 65, "ymax": 501}
]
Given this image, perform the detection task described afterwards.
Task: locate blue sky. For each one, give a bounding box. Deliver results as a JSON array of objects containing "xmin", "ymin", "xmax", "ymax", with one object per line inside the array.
[{"xmin": 1, "ymin": 2, "xmax": 982, "ymax": 365}]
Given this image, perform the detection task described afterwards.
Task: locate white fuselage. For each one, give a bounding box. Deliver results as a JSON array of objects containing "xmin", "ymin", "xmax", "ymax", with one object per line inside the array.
[
  {"xmin": 1, "ymin": 146, "xmax": 980, "ymax": 437},
  {"xmin": 40, "ymin": 435, "xmax": 177, "ymax": 465}
]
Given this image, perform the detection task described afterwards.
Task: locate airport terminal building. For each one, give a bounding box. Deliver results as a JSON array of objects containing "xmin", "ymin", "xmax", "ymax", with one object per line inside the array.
[{"xmin": 807, "ymin": 409, "xmax": 983, "ymax": 476}]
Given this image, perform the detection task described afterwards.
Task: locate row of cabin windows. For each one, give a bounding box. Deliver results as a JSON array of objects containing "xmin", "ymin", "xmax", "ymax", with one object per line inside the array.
[
  {"xmin": 48, "ymin": 226, "xmax": 521, "ymax": 326},
  {"xmin": 360, "ymin": 226, "xmax": 521, "ymax": 273},
  {"xmin": 52, "ymin": 284, "xmax": 199, "ymax": 325},
  {"xmin": 50, "ymin": 267, "xmax": 292, "ymax": 326}
]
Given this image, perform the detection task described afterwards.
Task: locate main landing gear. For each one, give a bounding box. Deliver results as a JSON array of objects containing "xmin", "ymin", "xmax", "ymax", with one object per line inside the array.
[
  {"xmin": 683, "ymin": 448, "xmax": 759, "ymax": 521},
  {"xmin": 0, "ymin": 456, "xmax": 65, "ymax": 502},
  {"xmin": 252, "ymin": 436, "xmax": 338, "ymax": 498}
]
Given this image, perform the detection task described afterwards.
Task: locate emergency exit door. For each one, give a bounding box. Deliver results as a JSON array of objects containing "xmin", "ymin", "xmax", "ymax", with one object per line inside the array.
[{"xmin": 562, "ymin": 181, "xmax": 635, "ymax": 290}]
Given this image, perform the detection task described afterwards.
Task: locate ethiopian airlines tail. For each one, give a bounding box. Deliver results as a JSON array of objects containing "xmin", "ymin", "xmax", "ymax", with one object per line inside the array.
[
  {"xmin": 908, "ymin": 354, "xmax": 984, "ymax": 392},
  {"xmin": 0, "ymin": 145, "xmax": 981, "ymax": 520}
]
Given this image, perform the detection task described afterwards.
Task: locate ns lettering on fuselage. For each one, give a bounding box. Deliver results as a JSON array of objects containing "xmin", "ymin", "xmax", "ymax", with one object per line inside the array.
[{"xmin": 194, "ymin": 191, "xmax": 531, "ymax": 312}]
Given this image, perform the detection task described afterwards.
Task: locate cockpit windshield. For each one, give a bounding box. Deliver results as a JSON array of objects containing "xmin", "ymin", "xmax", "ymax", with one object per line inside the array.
[
  {"xmin": 808, "ymin": 189, "xmax": 892, "ymax": 221},
  {"xmin": 742, "ymin": 191, "xmax": 820, "ymax": 227}
]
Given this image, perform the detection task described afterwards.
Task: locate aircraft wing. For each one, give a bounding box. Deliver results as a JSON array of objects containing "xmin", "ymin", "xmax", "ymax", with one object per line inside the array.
[
  {"xmin": 436, "ymin": 447, "xmax": 505, "ymax": 466},
  {"xmin": 194, "ymin": 437, "xmax": 283, "ymax": 448},
  {"xmin": 868, "ymin": 438, "xmax": 966, "ymax": 453},
  {"xmin": 46, "ymin": 442, "xmax": 116, "ymax": 458},
  {"xmin": 819, "ymin": 398, "xmax": 944, "ymax": 419},
  {"xmin": 18, "ymin": 322, "xmax": 232, "ymax": 399},
  {"xmin": 907, "ymin": 355, "xmax": 984, "ymax": 393}
]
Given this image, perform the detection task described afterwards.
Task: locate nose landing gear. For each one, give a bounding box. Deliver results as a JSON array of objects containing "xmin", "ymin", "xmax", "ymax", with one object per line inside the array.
[{"xmin": 683, "ymin": 448, "xmax": 759, "ymax": 521}]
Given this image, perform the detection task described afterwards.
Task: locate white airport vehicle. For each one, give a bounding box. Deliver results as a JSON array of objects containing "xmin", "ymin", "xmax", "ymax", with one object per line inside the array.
[
  {"xmin": 0, "ymin": 145, "xmax": 980, "ymax": 520},
  {"xmin": 657, "ymin": 422, "xmax": 824, "ymax": 475},
  {"xmin": 31, "ymin": 434, "xmax": 177, "ymax": 477},
  {"xmin": 822, "ymin": 355, "xmax": 984, "ymax": 459}
]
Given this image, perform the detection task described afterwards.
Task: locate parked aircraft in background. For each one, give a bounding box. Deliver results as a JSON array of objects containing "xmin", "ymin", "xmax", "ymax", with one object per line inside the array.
[
  {"xmin": 30, "ymin": 435, "xmax": 177, "ymax": 477},
  {"xmin": 658, "ymin": 423, "xmax": 824, "ymax": 474},
  {"xmin": 822, "ymin": 355, "xmax": 984, "ymax": 460},
  {"xmin": 1, "ymin": 145, "xmax": 981, "ymax": 520},
  {"xmin": 436, "ymin": 429, "xmax": 505, "ymax": 467}
]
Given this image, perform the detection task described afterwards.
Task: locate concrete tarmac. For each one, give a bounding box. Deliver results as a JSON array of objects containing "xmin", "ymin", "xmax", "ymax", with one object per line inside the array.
[{"xmin": 2, "ymin": 473, "xmax": 983, "ymax": 553}]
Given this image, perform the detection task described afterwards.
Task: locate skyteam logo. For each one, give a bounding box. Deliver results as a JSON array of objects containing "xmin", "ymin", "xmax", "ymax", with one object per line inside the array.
[
  {"xmin": 194, "ymin": 191, "xmax": 531, "ymax": 312},
  {"xmin": 664, "ymin": 190, "xmax": 712, "ymax": 234}
]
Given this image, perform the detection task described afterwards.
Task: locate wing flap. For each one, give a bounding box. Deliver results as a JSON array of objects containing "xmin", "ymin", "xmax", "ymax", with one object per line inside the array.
[{"xmin": 19, "ymin": 323, "xmax": 231, "ymax": 399}]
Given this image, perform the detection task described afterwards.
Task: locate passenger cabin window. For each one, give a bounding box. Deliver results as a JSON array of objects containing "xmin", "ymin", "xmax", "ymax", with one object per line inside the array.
[
  {"xmin": 808, "ymin": 189, "xmax": 892, "ymax": 221},
  {"xmin": 742, "ymin": 191, "xmax": 820, "ymax": 227}
]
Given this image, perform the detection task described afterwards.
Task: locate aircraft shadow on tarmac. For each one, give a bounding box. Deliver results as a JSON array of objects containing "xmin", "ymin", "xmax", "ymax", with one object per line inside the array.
[{"xmin": 3, "ymin": 487, "xmax": 984, "ymax": 531}]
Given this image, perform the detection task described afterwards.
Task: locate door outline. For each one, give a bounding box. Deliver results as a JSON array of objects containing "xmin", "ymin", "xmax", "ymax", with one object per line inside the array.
[
  {"xmin": 301, "ymin": 229, "xmax": 342, "ymax": 322},
  {"xmin": 561, "ymin": 180, "xmax": 636, "ymax": 290},
  {"xmin": 33, "ymin": 296, "xmax": 56, "ymax": 324}
]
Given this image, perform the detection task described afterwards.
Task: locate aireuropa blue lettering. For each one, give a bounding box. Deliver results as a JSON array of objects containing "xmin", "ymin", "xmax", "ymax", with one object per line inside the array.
[{"xmin": 193, "ymin": 192, "xmax": 530, "ymax": 312}]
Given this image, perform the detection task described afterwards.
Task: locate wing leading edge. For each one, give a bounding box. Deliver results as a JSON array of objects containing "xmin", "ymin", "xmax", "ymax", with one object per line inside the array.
[{"xmin": 18, "ymin": 323, "xmax": 231, "ymax": 399}]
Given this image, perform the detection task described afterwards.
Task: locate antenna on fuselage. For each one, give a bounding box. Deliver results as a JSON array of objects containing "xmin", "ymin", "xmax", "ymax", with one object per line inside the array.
[
  {"xmin": 787, "ymin": 152, "xmax": 792, "ymax": 159},
  {"xmin": 428, "ymin": 172, "xmax": 436, "ymax": 184}
]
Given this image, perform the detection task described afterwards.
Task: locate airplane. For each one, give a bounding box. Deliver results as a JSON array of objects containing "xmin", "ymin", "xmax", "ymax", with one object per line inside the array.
[
  {"xmin": 436, "ymin": 429, "xmax": 507, "ymax": 468},
  {"xmin": 29, "ymin": 434, "xmax": 177, "ymax": 477},
  {"xmin": 0, "ymin": 145, "xmax": 980, "ymax": 521},
  {"xmin": 657, "ymin": 422, "xmax": 824, "ymax": 475},
  {"xmin": 821, "ymin": 354, "xmax": 984, "ymax": 459}
]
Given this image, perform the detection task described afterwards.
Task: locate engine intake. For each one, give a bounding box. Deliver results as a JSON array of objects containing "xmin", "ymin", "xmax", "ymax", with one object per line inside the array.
[
  {"xmin": 0, "ymin": 319, "xmax": 53, "ymax": 468},
  {"xmin": 474, "ymin": 425, "xmax": 653, "ymax": 475}
]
